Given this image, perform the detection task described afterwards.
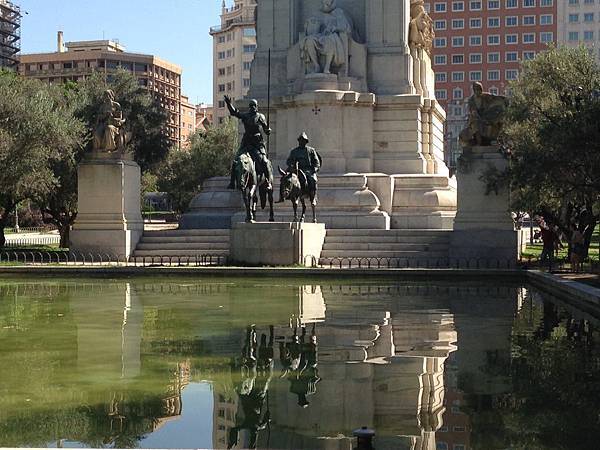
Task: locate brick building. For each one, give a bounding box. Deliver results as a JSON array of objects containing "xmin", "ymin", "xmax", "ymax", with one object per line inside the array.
[
  {"xmin": 0, "ymin": 0, "xmax": 20, "ymax": 70},
  {"xmin": 426, "ymin": 0, "xmax": 557, "ymax": 165},
  {"xmin": 18, "ymin": 35, "xmax": 184, "ymax": 147},
  {"xmin": 180, "ymin": 95, "xmax": 196, "ymax": 147}
]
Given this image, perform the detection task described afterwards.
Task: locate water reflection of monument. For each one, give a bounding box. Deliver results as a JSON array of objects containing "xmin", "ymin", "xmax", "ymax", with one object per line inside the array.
[{"xmin": 215, "ymin": 284, "xmax": 458, "ymax": 450}]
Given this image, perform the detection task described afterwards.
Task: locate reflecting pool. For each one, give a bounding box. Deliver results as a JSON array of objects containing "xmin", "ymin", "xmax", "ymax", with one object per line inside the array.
[{"xmin": 0, "ymin": 276, "xmax": 599, "ymax": 449}]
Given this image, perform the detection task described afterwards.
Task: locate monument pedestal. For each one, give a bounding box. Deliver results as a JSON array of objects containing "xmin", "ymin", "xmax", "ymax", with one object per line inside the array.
[
  {"xmin": 230, "ymin": 222, "xmax": 325, "ymax": 266},
  {"xmin": 70, "ymin": 159, "xmax": 143, "ymax": 258},
  {"xmin": 450, "ymin": 146, "xmax": 517, "ymax": 266}
]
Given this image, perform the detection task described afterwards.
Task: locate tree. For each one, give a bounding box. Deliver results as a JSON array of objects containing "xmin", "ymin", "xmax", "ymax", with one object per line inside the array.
[
  {"xmin": 500, "ymin": 46, "xmax": 600, "ymax": 256},
  {"xmin": 38, "ymin": 71, "xmax": 171, "ymax": 247},
  {"xmin": 0, "ymin": 71, "xmax": 83, "ymax": 248},
  {"xmin": 158, "ymin": 120, "xmax": 237, "ymax": 213}
]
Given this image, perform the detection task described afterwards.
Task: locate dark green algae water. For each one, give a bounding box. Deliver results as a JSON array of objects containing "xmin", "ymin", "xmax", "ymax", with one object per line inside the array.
[{"xmin": 0, "ymin": 275, "xmax": 599, "ymax": 450}]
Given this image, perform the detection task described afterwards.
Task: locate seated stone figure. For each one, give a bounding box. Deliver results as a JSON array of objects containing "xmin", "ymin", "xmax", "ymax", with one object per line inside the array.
[
  {"xmin": 93, "ymin": 89, "xmax": 129, "ymax": 153},
  {"xmin": 460, "ymin": 82, "xmax": 509, "ymax": 147},
  {"xmin": 300, "ymin": 0, "xmax": 356, "ymax": 75}
]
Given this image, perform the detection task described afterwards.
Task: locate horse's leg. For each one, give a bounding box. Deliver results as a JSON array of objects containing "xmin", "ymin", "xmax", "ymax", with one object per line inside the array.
[
  {"xmin": 250, "ymin": 185, "xmax": 257, "ymax": 222},
  {"xmin": 243, "ymin": 189, "xmax": 252, "ymax": 223},
  {"xmin": 268, "ymin": 186, "xmax": 274, "ymax": 222},
  {"xmin": 300, "ymin": 198, "xmax": 306, "ymax": 223},
  {"xmin": 292, "ymin": 199, "xmax": 298, "ymax": 222},
  {"xmin": 311, "ymin": 191, "xmax": 317, "ymax": 223}
]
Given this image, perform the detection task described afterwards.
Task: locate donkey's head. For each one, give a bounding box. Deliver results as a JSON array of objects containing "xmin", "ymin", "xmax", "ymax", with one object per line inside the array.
[{"xmin": 278, "ymin": 166, "xmax": 301, "ymax": 201}]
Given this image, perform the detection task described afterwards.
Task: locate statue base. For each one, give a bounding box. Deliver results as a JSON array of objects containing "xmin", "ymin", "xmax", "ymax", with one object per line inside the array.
[
  {"xmin": 449, "ymin": 146, "xmax": 517, "ymax": 266},
  {"xmin": 230, "ymin": 222, "xmax": 326, "ymax": 266},
  {"xmin": 70, "ymin": 159, "xmax": 143, "ymax": 258}
]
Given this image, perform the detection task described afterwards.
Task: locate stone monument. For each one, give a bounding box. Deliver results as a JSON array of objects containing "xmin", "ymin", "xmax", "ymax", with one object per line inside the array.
[
  {"xmin": 181, "ymin": 0, "xmax": 456, "ymax": 230},
  {"xmin": 70, "ymin": 89, "xmax": 143, "ymax": 257},
  {"xmin": 450, "ymin": 82, "xmax": 517, "ymax": 266}
]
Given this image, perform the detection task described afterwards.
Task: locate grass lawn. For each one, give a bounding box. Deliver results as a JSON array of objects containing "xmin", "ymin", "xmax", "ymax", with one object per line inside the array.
[{"xmin": 522, "ymin": 225, "xmax": 600, "ymax": 261}]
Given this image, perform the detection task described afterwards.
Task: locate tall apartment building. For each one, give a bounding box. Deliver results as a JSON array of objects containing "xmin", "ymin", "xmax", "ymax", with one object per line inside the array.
[
  {"xmin": 210, "ymin": 0, "xmax": 257, "ymax": 124},
  {"xmin": 558, "ymin": 0, "xmax": 600, "ymax": 60},
  {"xmin": 180, "ymin": 95, "xmax": 196, "ymax": 147},
  {"xmin": 0, "ymin": 0, "xmax": 21, "ymax": 70},
  {"xmin": 426, "ymin": 0, "xmax": 557, "ymax": 166},
  {"xmin": 196, "ymin": 102, "xmax": 214, "ymax": 131},
  {"xmin": 18, "ymin": 36, "xmax": 184, "ymax": 147}
]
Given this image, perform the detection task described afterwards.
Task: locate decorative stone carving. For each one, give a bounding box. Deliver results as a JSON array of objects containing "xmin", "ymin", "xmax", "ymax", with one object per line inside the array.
[
  {"xmin": 92, "ymin": 89, "xmax": 131, "ymax": 155},
  {"xmin": 409, "ymin": 0, "xmax": 434, "ymax": 54},
  {"xmin": 300, "ymin": 0, "xmax": 356, "ymax": 75},
  {"xmin": 460, "ymin": 82, "xmax": 509, "ymax": 147}
]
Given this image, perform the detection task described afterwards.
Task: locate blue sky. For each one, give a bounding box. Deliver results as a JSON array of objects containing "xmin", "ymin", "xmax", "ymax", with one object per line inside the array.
[{"xmin": 20, "ymin": 0, "xmax": 224, "ymax": 104}]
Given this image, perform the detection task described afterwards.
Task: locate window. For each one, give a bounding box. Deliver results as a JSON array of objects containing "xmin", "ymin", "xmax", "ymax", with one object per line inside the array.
[
  {"xmin": 435, "ymin": 72, "xmax": 447, "ymax": 82},
  {"xmin": 218, "ymin": 36, "xmax": 225, "ymax": 43},
  {"xmin": 523, "ymin": 51, "xmax": 535, "ymax": 60},
  {"xmin": 470, "ymin": 71, "xmax": 482, "ymax": 81},
  {"xmin": 436, "ymin": 443, "xmax": 448, "ymax": 450},
  {"xmin": 434, "ymin": 55, "xmax": 447, "ymax": 65},
  {"xmin": 523, "ymin": 0, "xmax": 535, "ymax": 6},
  {"xmin": 226, "ymin": 49, "xmax": 233, "ymax": 57},
  {"xmin": 523, "ymin": 15, "xmax": 536, "ymax": 25},
  {"xmin": 452, "ymin": 54, "xmax": 464, "ymax": 64},
  {"xmin": 488, "ymin": 17, "xmax": 500, "ymax": 27},
  {"xmin": 435, "ymin": 2, "xmax": 447, "ymax": 12},
  {"xmin": 506, "ymin": 34, "xmax": 518, "ymax": 44},
  {"xmin": 452, "ymin": 19, "xmax": 465, "ymax": 29},
  {"xmin": 506, "ymin": 16, "xmax": 518, "ymax": 26},
  {"xmin": 243, "ymin": 78, "xmax": 251, "ymax": 87},
  {"xmin": 218, "ymin": 84, "xmax": 225, "ymax": 92},
  {"xmin": 218, "ymin": 100, "xmax": 225, "ymax": 108},
  {"xmin": 569, "ymin": 14, "xmax": 579, "ymax": 23},
  {"xmin": 506, "ymin": 51, "xmax": 518, "ymax": 61},
  {"xmin": 540, "ymin": 14, "xmax": 553, "ymax": 25},
  {"xmin": 435, "ymin": 37, "xmax": 447, "ymax": 47},
  {"xmin": 243, "ymin": 45, "xmax": 256, "ymax": 53},
  {"xmin": 568, "ymin": 31, "xmax": 580, "ymax": 41},
  {"xmin": 506, "ymin": 0, "xmax": 517, "ymax": 7},
  {"xmin": 452, "ymin": 36, "xmax": 464, "ymax": 47},
  {"xmin": 488, "ymin": 70, "xmax": 500, "ymax": 80},
  {"xmin": 541, "ymin": 32, "xmax": 554, "ymax": 43},
  {"xmin": 452, "ymin": 71, "xmax": 465, "ymax": 81},
  {"xmin": 584, "ymin": 13, "xmax": 594, "ymax": 22},
  {"xmin": 488, "ymin": 35, "xmax": 500, "ymax": 45},
  {"xmin": 470, "ymin": 18, "xmax": 482, "ymax": 28},
  {"xmin": 452, "ymin": 1, "xmax": 465, "ymax": 11},
  {"xmin": 470, "ymin": 35, "xmax": 482, "ymax": 45},
  {"xmin": 488, "ymin": 0, "xmax": 500, "ymax": 8},
  {"xmin": 506, "ymin": 69, "xmax": 518, "ymax": 80},
  {"xmin": 541, "ymin": 0, "xmax": 553, "ymax": 5},
  {"xmin": 489, "ymin": 87, "xmax": 499, "ymax": 95},
  {"xmin": 226, "ymin": 82, "xmax": 232, "ymax": 91},
  {"xmin": 218, "ymin": 68, "xmax": 225, "ymax": 76},
  {"xmin": 243, "ymin": 61, "xmax": 252, "ymax": 70},
  {"xmin": 453, "ymin": 87, "xmax": 463, "ymax": 99},
  {"xmin": 243, "ymin": 27, "xmax": 256, "ymax": 37},
  {"xmin": 435, "ymin": 89, "xmax": 447, "ymax": 99},
  {"xmin": 435, "ymin": 20, "xmax": 447, "ymax": 30},
  {"xmin": 523, "ymin": 33, "xmax": 536, "ymax": 43},
  {"xmin": 470, "ymin": 0, "xmax": 482, "ymax": 9},
  {"xmin": 584, "ymin": 30, "xmax": 594, "ymax": 41},
  {"xmin": 470, "ymin": 53, "xmax": 482, "ymax": 63},
  {"xmin": 488, "ymin": 52, "xmax": 500, "ymax": 62}
]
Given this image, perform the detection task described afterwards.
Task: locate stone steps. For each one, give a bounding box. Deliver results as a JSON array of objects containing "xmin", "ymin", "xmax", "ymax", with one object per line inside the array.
[{"xmin": 133, "ymin": 229, "xmax": 230, "ymax": 259}]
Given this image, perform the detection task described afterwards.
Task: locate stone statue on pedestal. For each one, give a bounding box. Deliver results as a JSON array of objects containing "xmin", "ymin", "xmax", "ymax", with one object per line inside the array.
[
  {"xmin": 92, "ymin": 89, "xmax": 131, "ymax": 155},
  {"xmin": 460, "ymin": 82, "xmax": 509, "ymax": 147},
  {"xmin": 300, "ymin": 0, "xmax": 356, "ymax": 75},
  {"xmin": 409, "ymin": 0, "xmax": 434, "ymax": 54}
]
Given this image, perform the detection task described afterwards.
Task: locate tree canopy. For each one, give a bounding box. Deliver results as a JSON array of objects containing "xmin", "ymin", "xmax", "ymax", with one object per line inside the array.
[{"xmin": 501, "ymin": 46, "xmax": 600, "ymax": 254}]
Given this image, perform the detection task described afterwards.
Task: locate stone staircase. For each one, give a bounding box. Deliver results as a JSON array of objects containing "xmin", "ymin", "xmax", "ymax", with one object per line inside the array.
[
  {"xmin": 132, "ymin": 229, "xmax": 230, "ymax": 260},
  {"xmin": 319, "ymin": 229, "xmax": 452, "ymax": 264}
]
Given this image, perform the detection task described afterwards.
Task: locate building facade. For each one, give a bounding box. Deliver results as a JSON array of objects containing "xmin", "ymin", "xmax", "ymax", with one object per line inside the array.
[
  {"xmin": 426, "ymin": 0, "xmax": 557, "ymax": 166},
  {"xmin": 558, "ymin": 0, "xmax": 600, "ymax": 60},
  {"xmin": 196, "ymin": 102, "xmax": 214, "ymax": 131},
  {"xmin": 0, "ymin": 0, "xmax": 20, "ymax": 70},
  {"xmin": 180, "ymin": 95, "xmax": 196, "ymax": 147},
  {"xmin": 18, "ymin": 36, "xmax": 184, "ymax": 147},
  {"xmin": 210, "ymin": 0, "xmax": 257, "ymax": 124}
]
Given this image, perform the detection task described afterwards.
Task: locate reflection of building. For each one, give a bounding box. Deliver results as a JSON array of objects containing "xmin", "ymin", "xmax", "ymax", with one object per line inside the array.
[
  {"xmin": 0, "ymin": 0, "xmax": 21, "ymax": 70},
  {"xmin": 213, "ymin": 390, "xmax": 238, "ymax": 448},
  {"xmin": 18, "ymin": 35, "xmax": 184, "ymax": 147},
  {"xmin": 210, "ymin": 0, "xmax": 257, "ymax": 124}
]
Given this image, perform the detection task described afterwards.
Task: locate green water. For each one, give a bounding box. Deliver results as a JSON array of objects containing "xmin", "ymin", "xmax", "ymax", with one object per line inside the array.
[{"xmin": 0, "ymin": 276, "xmax": 599, "ymax": 450}]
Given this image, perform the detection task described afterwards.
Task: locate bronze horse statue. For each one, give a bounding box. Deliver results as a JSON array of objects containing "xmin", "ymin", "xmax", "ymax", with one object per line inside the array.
[
  {"xmin": 234, "ymin": 153, "xmax": 274, "ymax": 223},
  {"xmin": 278, "ymin": 165, "xmax": 318, "ymax": 223}
]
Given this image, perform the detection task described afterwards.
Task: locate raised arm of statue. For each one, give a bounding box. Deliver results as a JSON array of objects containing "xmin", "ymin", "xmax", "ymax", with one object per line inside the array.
[{"xmin": 224, "ymin": 95, "xmax": 241, "ymax": 118}]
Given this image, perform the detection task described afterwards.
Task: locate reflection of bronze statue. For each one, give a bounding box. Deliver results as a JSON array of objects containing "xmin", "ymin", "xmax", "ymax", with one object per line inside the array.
[
  {"xmin": 460, "ymin": 82, "xmax": 508, "ymax": 147},
  {"xmin": 93, "ymin": 89, "xmax": 131, "ymax": 154},
  {"xmin": 280, "ymin": 324, "xmax": 320, "ymax": 408},
  {"xmin": 228, "ymin": 325, "xmax": 274, "ymax": 449}
]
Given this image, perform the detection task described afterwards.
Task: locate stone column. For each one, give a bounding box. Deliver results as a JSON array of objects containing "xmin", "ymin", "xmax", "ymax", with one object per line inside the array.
[
  {"xmin": 70, "ymin": 158, "xmax": 143, "ymax": 258},
  {"xmin": 450, "ymin": 146, "xmax": 517, "ymax": 267}
]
